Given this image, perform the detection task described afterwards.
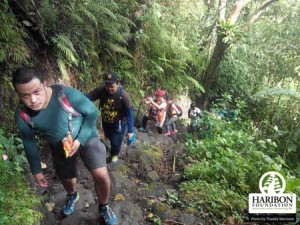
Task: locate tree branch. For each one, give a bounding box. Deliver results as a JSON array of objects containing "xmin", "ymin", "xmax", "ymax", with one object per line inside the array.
[
  {"xmin": 229, "ymin": 0, "xmax": 251, "ymax": 25},
  {"xmin": 247, "ymin": 0, "xmax": 278, "ymax": 25},
  {"xmin": 219, "ymin": 0, "xmax": 227, "ymax": 21}
]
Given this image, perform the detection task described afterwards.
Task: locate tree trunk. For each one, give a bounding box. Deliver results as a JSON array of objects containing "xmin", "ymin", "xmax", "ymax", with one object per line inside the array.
[
  {"xmin": 198, "ymin": 0, "xmax": 278, "ymax": 107},
  {"xmin": 199, "ymin": 31, "xmax": 227, "ymax": 107}
]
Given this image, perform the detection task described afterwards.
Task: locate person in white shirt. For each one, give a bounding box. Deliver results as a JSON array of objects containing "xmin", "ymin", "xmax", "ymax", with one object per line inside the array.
[{"xmin": 188, "ymin": 102, "xmax": 201, "ymax": 132}]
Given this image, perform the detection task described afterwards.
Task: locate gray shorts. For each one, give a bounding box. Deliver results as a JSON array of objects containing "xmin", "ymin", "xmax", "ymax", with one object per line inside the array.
[{"xmin": 52, "ymin": 136, "xmax": 107, "ymax": 179}]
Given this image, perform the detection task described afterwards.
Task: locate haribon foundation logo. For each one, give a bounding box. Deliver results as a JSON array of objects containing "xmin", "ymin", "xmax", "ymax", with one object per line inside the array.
[{"xmin": 249, "ymin": 171, "xmax": 296, "ymax": 214}]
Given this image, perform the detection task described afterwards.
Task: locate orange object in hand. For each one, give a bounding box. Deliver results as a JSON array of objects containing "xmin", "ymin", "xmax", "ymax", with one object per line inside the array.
[{"xmin": 62, "ymin": 132, "xmax": 73, "ymax": 158}]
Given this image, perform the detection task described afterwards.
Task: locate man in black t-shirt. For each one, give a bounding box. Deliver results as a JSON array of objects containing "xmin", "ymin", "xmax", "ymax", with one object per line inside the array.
[{"xmin": 86, "ymin": 72, "xmax": 135, "ymax": 163}]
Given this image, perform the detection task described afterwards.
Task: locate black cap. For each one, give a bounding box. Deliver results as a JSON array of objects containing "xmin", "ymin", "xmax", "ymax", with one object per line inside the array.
[{"xmin": 103, "ymin": 72, "xmax": 118, "ymax": 84}]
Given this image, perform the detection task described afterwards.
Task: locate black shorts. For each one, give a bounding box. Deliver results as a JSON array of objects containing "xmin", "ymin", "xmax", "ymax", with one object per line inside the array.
[{"xmin": 52, "ymin": 136, "xmax": 106, "ymax": 179}]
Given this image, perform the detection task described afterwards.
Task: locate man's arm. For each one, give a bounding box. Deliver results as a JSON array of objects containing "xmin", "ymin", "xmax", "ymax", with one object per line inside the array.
[
  {"xmin": 85, "ymin": 86, "xmax": 103, "ymax": 101},
  {"xmin": 65, "ymin": 87, "xmax": 99, "ymax": 145},
  {"xmin": 149, "ymin": 98, "xmax": 167, "ymax": 110},
  {"xmin": 121, "ymin": 91, "xmax": 134, "ymax": 134},
  {"xmin": 15, "ymin": 111, "xmax": 42, "ymax": 175}
]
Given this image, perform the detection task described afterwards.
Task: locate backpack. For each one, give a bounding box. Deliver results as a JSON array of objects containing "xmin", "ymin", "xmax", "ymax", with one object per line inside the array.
[
  {"xmin": 19, "ymin": 85, "xmax": 81, "ymax": 130},
  {"xmin": 173, "ymin": 103, "xmax": 183, "ymax": 117}
]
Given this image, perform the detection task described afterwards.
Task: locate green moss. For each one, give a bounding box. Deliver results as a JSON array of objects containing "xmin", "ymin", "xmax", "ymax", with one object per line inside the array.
[
  {"xmin": 155, "ymin": 202, "xmax": 171, "ymax": 213},
  {"xmin": 116, "ymin": 164, "xmax": 130, "ymax": 176}
]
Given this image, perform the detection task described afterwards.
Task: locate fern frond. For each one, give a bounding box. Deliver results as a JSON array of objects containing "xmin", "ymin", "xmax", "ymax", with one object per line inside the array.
[
  {"xmin": 51, "ymin": 34, "xmax": 79, "ymax": 66},
  {"xmin": 107, "ymin": 43, "xmax": 133, "ymax": 58},
  {"xmin": 65, "ymin": 5, "xmax": 85, "ymax": 24},
  {"xmin": 88, "ymin": 3, "xmax": 118, "ymax": 21},
  {"xmin": 185, "ymin": 76, "xmax": 205, "ymax": 93},
  {"xmin": 116, "ymin": 14, "xmax": 136, "ymax": 28},
  {"xmin": 78, "ymin": 7, "xmax": 98, "ymax": 27},
  {"xmin": 57, "ymin": 58, "xmax": 68, "ymax": 80}
]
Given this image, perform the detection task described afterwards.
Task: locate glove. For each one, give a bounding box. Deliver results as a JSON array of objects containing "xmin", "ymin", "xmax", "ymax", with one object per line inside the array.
[{"xmin": 127, "ymin": 133, "xmax": 136, "ymax": 146}]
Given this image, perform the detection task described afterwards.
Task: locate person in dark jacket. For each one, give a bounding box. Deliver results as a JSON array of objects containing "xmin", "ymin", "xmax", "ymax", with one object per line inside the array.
[{"xmin": 86, "ymin": 72, "xmax": 135, "ymax": 163}]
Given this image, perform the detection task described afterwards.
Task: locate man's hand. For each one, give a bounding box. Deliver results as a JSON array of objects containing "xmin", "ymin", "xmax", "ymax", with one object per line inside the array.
[
  {"xmin": 34, "ymin": 172, "xmax": 48, "ymax": 187},
  {"xmin": 69, "ymin": 139, "xmax": 81, "ymax": 157},
  {"xmin": 127, "ymin": 133, "xmax": 136, "ymax": 146},
  {"xmin": 128, "ymin": 133, "xmax": 134, "ymax": 139}
]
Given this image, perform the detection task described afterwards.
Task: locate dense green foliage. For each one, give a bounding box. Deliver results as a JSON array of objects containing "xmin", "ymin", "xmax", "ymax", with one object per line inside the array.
[
  {"xmin": 0, "ymin": 129, "xmax": 42, "ymax": 225},
  {"xmin": 0, "ymin": 0, "xmax": 29, "ymax": 66},
  {"xmin": 180, "ymin": 111, "xmax": 300, "ymax": 222}
]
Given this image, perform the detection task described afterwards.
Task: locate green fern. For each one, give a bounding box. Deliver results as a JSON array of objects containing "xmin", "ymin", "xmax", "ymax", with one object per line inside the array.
[
  {"xmin": 57, "ymin": 58, "xmax": 69, "ymax": 80},
  {"xmin": 0, "ymin": 1, "xmax": 29, "ymax": 64},
  {"xmin": 185, "ymin": 76, "xmax": 205, "ymax": 93},
  {"xmin": 51, "ymin": 34, "xmax": 79, "ymax": 66},
  {"xmin": 107, "ymin": 43, "xmax": 132, "ymax": 58}
]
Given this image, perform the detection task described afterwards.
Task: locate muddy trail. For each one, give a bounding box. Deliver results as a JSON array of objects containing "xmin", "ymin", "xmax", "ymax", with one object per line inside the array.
[{"xmin": 28, "ymin": 122, "xmax": 206, "ymax": 225}]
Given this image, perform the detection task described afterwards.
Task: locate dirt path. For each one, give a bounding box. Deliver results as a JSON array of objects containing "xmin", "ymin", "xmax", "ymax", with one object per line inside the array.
[{"xmin": 35, "ymin": 125, "xmax": 205, "ymax": 225}]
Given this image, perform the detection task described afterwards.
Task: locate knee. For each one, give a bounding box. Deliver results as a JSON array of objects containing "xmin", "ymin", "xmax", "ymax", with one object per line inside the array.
[{"xmin": 92, "ymin": 168, "xmax": 110, "ymax": 184}]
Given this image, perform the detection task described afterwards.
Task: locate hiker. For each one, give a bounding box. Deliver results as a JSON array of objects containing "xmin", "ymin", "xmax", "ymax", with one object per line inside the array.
[
  {"xmin": 164, "ymin": 97, "xmax": 182, "ymax": 136},
  {"xmin": 188, "ymin": 102, "xmax": 202, "ymax": 132},
  {"xmin": 138, "ymin": 89, "xmax": 167, "ymax": 134},
  {"xmin": 12, "ymin": 67, "xmax": 117, "ymax": 225},
  {"xmin": 86, "ymin": 72, "xmax": 135, "ymax": 163}
]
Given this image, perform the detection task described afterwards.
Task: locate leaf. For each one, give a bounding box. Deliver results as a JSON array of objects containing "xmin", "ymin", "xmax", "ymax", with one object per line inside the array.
[
  {"xmin": 147, "ymin": 212, "xmax": 154, "ymax": 218},
  {"xmin": 114, "ymin": 193, "xmax": 125, "ymax": 201},
  {"xmin": 185, "ymin": 76, "xmax": 205, "ymax": 93}
]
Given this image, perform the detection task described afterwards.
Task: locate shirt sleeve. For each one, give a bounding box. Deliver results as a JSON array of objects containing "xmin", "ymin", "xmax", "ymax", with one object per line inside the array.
[
  {"xmin": 15, "ymin": 110, "xmax": 42, "ymax": 175},
  {"xmin": 65, "ymin": 87, "xmax": 99, "ymax": 145},
  {"xmin": 85, "ymin": 86, "xmax": 103, "ymax": 101}
]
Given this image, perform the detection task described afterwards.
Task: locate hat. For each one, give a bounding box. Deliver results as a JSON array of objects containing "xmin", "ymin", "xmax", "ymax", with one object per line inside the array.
[
  {"xmin": 104, "ymin": 72, "xmax": 118, "ymax": 84},
  {"xmin": 155, "ymin": 89, "xmax": 166, "ymax": 97}
]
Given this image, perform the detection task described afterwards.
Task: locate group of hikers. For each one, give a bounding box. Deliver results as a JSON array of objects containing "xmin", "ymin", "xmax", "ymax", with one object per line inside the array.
[
  {"xmin": 11, "ymin": 67, "xmax": 202, "ymax": 225},
  {"xmin": 138, "ymin": 89, "xmax": 182, "ymax": 135},
  {"xmin": 137, "ymin": 89, "xmax": 203, "ymax": 135}
]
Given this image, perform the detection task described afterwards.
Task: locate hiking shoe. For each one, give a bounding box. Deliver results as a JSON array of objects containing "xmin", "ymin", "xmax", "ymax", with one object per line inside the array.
[
  {"xmin": 164, "ymin": 132, "xmax": 170, "ymax": 136},
  {"xmin": 62, "ymin": 192, "xmax": 79, "ymax": 216},
  {"xmin": 138, "ymin": 127, "xmax": 146, "ymax": 132},
  {"xmin": 99, "ymin": 205, "xmax": 118, "ymax": 225},
  {"xmin": 111, "ymin": 155, "xmax": 118, "ymax": 163}
]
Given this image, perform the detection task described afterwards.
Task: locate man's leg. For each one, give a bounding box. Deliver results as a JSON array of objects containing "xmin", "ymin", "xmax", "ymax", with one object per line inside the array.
[
  {"xmin": 52, "ymin": 150, "xmax": 80, "ymax": 217},
  {"xmin": 138, "ymin": 115, "xmax": 149, "ymax": 131},
  {"xmin": 80, "ymin": 137, "xmax": 118, "ymax": 225},
  {"xmin": 90, "ymin": 167, "xmax": 110, "ymax": 206},
  {"xmin": 169, "ymin": 117, "xmax": 178, "ymax": 134},
  {"xmin": 109, "ymin": 121, "xmax": 126, "ymax": 162},
  {"xmin": 157, "ymin": 126, "xmax": 163, "ymax": 134},
  {"xmin": 164, "ymin": 118, "xmax": 171, "ymax": 135},
  {"xmin": 61, "ymin": 178, "xmax": 77, "ymax": 194}
]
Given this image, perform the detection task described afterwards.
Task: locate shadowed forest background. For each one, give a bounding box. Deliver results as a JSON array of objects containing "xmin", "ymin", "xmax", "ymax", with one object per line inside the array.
[{"xmin": 1, "ymin": 0, "xmax": 300, "ymax": 224}]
